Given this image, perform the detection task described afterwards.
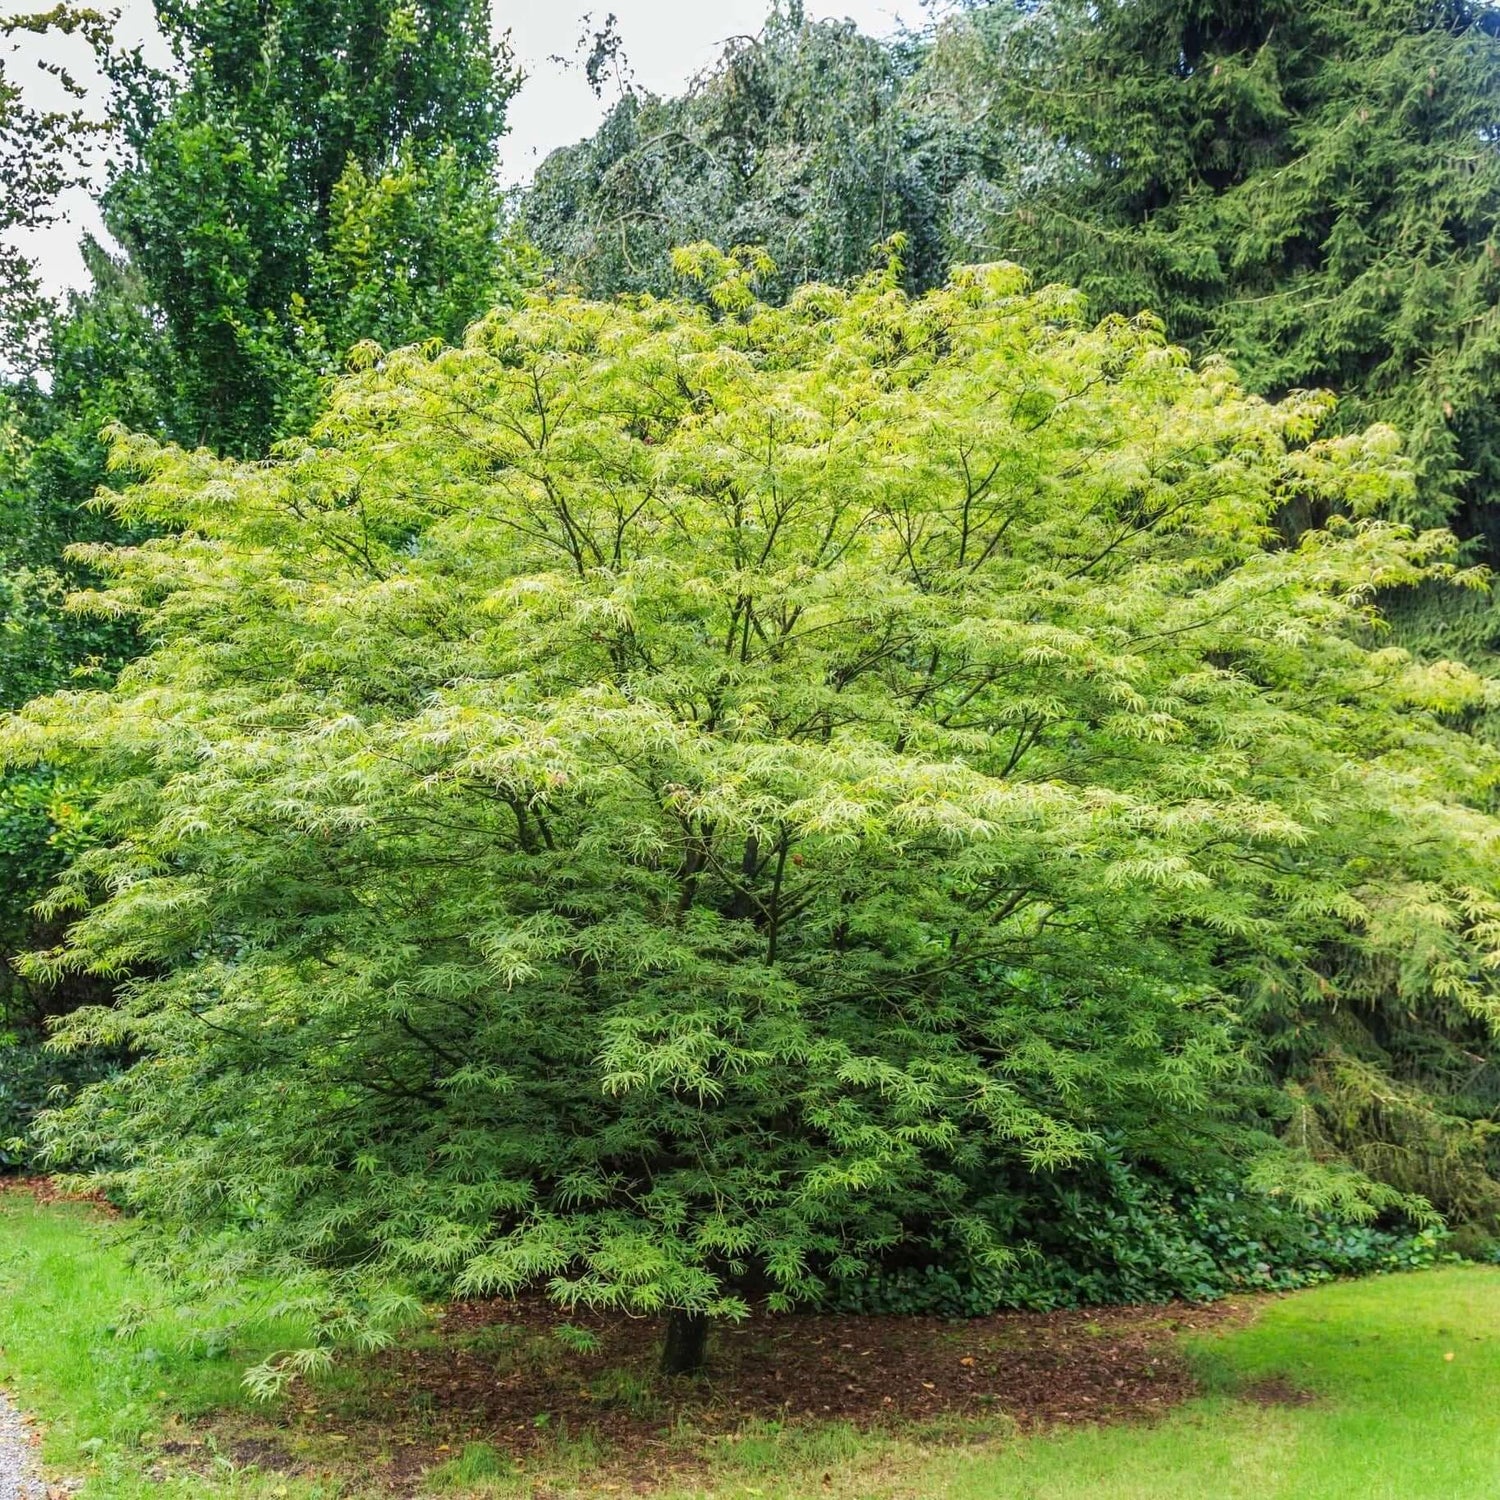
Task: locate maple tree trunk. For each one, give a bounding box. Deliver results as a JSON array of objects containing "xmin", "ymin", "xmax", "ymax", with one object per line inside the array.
[{"xmin": 660, "ymin": 1309, "xmax": 709, "ymax": 1376}]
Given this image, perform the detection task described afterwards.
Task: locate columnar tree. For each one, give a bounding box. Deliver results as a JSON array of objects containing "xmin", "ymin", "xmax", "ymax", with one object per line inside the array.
[
  {"xmin": 8, "ymin": 256, "xmax": 1498, "ymax": 1374},
  {"xmin": 101, "ymin": 0, "xmax": 523, "ymax": 454}
]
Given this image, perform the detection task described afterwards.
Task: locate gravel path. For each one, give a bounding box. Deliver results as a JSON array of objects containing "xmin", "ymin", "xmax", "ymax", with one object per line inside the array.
[{"xmin": 0, "ymin": 1389, "xmax": 44, "ymax": 1499}]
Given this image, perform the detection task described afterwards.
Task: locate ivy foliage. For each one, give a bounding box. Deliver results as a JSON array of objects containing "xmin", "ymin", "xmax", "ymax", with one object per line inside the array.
[
  {"xmin": 6, "ymin": 256, "xmax": 1499, "ymax": 1360},
  {"xmin": 832, "ymin": 1149, "xmax": 1459, "ymax": 1318}
]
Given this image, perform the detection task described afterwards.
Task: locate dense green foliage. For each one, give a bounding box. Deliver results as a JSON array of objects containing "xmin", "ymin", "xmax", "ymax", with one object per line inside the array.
[
  {"xmin": 521, "ymin": 1, "xmax": 1500, "ymax": 1226},
  {"xmin": 0, "ymin": 10, "xmax": 146, "ymax": 1023},
  {"xmin": 835, "ymin": 1152, "xmax": 1456, "ymax": 1318},
  {"xmin": 0, "ymin": 1036, "xmax": 118, "ymax": 1167},
  {"xmin": 101, "ymin": 0, "xmax": 521, "ymax": 453},
  {"xmin": 529, "ymin": 2, "xmax": 1500, "ymax": 551},
  {"xmin": 959, "ymin": 0, "xmax": 1500, "ymax": 547},
  {"xmin": 5, "ymin": 256, "xmax": 1498, "ymax": 1365}
]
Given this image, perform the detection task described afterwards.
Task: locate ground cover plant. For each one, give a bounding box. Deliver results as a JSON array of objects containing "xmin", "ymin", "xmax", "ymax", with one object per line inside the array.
[
  {"xmin": 0, "ymin": 1184, "xmax": 1497, "ymax": 1497},
  {"xmin": 5, "ymin": 251, "xmax": 1499, "ymax": 1378}
]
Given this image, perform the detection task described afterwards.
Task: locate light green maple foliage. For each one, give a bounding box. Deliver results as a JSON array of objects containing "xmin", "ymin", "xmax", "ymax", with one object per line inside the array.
[{"xmin": 5, "ymin": 253, "xmax": 1499, "ymax": 1370}]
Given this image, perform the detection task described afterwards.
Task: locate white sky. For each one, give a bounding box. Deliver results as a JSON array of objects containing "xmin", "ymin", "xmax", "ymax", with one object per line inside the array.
[{"xmin": 11, "ymin": 0, "xmax": 922, "ymax": 298}]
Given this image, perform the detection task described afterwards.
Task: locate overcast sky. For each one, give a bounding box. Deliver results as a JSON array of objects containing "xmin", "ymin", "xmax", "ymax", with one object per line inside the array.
[{"xmin": 11, "ymin": 0, "xmax": 921, "ymax": 298}]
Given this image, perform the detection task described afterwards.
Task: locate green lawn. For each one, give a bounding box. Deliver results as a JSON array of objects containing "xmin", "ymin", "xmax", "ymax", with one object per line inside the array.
[
  {"xmin": 0, "ymin": 1190, "xmax": 323, "ymax": 1498},
  {"xmin": 2, "ymin": 1188, "xmax": 1498, "ymax": 1498},
  {"xmin": 932, "ymin": 1268, "xmax": 1500, "ymax": 1500}
]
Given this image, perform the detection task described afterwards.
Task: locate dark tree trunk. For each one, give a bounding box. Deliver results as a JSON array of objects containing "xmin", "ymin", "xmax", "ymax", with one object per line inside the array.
[{"xmin": 659, "ymin": 1309, "xmax": 710, "ymax": 1376}]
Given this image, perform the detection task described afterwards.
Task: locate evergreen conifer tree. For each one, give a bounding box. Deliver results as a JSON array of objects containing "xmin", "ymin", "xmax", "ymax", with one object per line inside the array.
[{"xmin": 947, "ymin": 0, "xmax": 1500, "ymax": 551}]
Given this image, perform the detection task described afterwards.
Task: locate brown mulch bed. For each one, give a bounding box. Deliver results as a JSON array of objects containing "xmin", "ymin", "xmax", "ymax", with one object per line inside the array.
[
  {"xmin": 435, "ymin": 1293, "xmax": 1244, "ymax": 1430},
  {"xmin": 0, "ymin": 1175, "xmax": 115, "ymax": 1212},
  {"xmin": 229, "ymin": 1291, "xmax": 1257, "ymax": 1493}
]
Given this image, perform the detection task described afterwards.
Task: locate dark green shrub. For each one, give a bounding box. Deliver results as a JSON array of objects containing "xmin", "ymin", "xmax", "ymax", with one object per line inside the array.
[
  {"xmin": 0, "ymin": 1037, "xmax": 120, "ymax": 1169},
  {"xmin": 1446, "ymin": 1223, "xmax": 1500, "ymax": 1264},
  {"xmin": 830, "ymin": 1150, "xmax": 1455, "ymax": 1318}
]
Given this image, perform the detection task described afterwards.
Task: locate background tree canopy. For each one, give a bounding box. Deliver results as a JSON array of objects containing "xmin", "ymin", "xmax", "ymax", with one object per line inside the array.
[
  {"xmin": 967, "ymin": 0, "xmax": 1500, "ymax": 561},
  {"xmin": 522, "ymin": 4, "xmax": 958, "ymax": 301},
  {"xmin": 97, "ymin": 0, "xmax": 524, "ymax": 455},
  {"xmin": 527, "ymin": 1, "xmax": 1500, "ymax": 566},
  {"xmin": 7, "ymin": 258, "xmax": 1497, "ymax": 1369}
]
